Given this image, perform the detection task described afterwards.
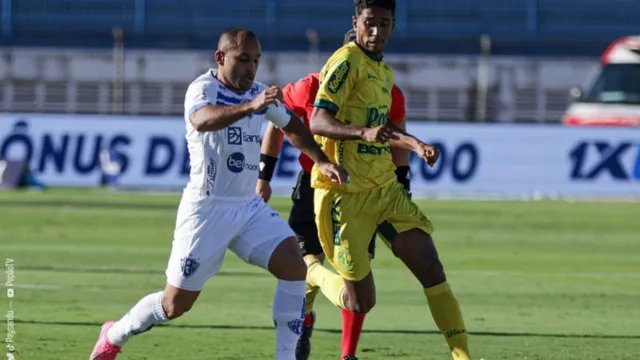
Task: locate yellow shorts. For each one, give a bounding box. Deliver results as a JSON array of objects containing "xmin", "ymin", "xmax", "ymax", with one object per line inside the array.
[{"xmin": 314, "ymin": 181, "xmax": 434, "ymax": 281}]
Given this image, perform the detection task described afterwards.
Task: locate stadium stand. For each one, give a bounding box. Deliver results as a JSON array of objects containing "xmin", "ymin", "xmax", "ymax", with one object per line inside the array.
[
  {"xmin": 2, "ymin": 0, "xmax": 636, "ymax": 121},
  {"xmin": 1, "ymin": 0, "xmax": 639, "ymax": 56}
]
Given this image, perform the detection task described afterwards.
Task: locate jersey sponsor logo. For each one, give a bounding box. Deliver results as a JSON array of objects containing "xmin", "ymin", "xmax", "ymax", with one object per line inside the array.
[
  {"xmin": 180, "ymin": 257, "xmax": 200, "ymax": 278},
  {"xmin": 228, "ymin": 127, "xmax": 242, "ymax": 145},
  {"xmin": 569, "ymin": 140, "xmax": 640, "ymax": 180},
  {"xmin": 227, "ymin": 126, "xmax": 261, "ymax": 145},
  {"xmin": 357, "ymin": 143, "xmax": 391, "ymax": 155},
  {"xmin": 227, "ymin": 152, "xmax": 259, "ymax": 173},
  {"xmin": 327, "ymin": 61, "xmax": 351, "ymax": 94},
  {"xmin": 365, "ymin": 107, "xmax": 390, "ymax": 128}
]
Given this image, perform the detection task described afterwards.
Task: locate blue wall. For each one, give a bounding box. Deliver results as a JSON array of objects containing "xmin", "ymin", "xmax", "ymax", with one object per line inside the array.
[{"xmin": 1, "ymin": 0, "xmax": 638, "ymax": 56}]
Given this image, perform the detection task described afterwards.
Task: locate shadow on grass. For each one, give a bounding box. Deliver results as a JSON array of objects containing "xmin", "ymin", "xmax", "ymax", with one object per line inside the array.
[{"xmin": 14, "ymin": 320, "xmax": 640, "ymax": 340}]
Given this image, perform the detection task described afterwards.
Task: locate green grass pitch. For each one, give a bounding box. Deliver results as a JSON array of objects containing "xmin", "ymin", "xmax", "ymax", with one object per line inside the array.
[{"xmin": 0, "ymin": 188, "xmax": 639, "ymax": 359}]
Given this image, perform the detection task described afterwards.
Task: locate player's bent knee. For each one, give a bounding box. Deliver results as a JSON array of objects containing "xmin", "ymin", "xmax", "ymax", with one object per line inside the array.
[
  {"xmin": 343, "ymin": 273, "xmax": 376, "ymax": 314},
  {"xmin": 419, "ymin": 258, "xmax": 446, "ymax": 288},
  {"xmin": 268, "ymin": 236, "xmax": 306, "ymax": 281},
  {"xmin": 344, "ymin": 294, "xmax": 376, "ymax": 314}
]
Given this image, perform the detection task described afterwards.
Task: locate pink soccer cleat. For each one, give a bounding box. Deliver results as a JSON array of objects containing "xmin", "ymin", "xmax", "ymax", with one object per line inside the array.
[{"xmin": 89, "ymin": 321, "xmax": 122, "ymax": 360}]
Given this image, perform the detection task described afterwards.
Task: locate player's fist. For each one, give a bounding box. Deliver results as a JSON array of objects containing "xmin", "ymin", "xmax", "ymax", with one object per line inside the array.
[
  {"xmin": 361, "ymin": 125, "xmax": 393, "ymax": 144},
  {"xmin": 255, "ymin": 179, "xmax": 272, "ymax": 203},
  {"xmin": 249, "ymin": 85, "xmax": 281, "ymax": 113},
  {"xmin": 419, "ymin": 144, "xmax": 440, "ymax": 167},
  {"xmin": 317, "ymin": 161, "xmax": 349, "ymax": 184}
]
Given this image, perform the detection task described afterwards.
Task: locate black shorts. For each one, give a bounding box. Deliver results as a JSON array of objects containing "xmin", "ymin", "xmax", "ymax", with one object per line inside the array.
[{"xmin": 289, "ymin": 170, "xmax": 376, "ymax": 258}]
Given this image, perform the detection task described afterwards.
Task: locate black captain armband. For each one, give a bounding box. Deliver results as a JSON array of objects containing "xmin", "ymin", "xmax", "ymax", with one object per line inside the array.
[
  {"xmin": 395, "ymin": 166, "xmax": 411, "ymax": 195},
  {"xmin": 259, "ymin": 154, "xmax": 278, "ymax": 181}
]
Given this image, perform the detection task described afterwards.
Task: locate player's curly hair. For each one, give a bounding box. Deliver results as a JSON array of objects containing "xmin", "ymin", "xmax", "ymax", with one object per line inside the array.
[{"xmin": 354, "ymin": 0, "xmax": 396, "ymax": 16}]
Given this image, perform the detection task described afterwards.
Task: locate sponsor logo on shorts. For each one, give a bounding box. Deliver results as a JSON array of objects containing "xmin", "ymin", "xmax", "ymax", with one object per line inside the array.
[
  {"xmin": 327, "ymin": 61, "xmax": 350, "ymax": 94},
  {"xmin": 180, "ymin": 256, "xmax": 200, "ymax": 278},
  {"xmin": 337, "ymin": 245, "xmax": 353, "ymax": 270},
  {"xmin": 287, "ymin": 319, "xmax": 304, "ymax": 335},
  {"xmin": 228, "ymin": 126, "xmax": 260, "ymax": 145},
  {"xmin": 227, "ymin": 152, "xmax": 259, "ymax": 173},
  {"xmin": 331, "ymin": 199, "xmax": 342, "ymax": 245},
  {"xmin": 206, "ymin": 157, "xmax": 216, "ymax": 187}
]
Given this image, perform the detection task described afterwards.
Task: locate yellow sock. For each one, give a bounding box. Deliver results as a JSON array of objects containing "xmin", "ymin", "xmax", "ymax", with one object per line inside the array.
[
  {"xmin": 305, "ymin": 282, "xmax": 320, "ymax": 314},
  {"xmin": 424, "ymin": 282, "xmax": 470, "ymax": 360},
  {"xmin": 306, "ymin": 261, "xmax": 346, "ymax": 309}
]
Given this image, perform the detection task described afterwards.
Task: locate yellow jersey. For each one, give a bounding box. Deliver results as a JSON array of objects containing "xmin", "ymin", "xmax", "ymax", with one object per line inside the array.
[{"xmin": 312, "ymin": 41, "xmax": 396, "ymax": 193}]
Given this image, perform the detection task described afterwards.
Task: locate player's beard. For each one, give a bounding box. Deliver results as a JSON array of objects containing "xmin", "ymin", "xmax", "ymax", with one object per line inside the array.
[{"xmin": 236, "ymin": 75, "xmax": 253, "ymax": 92}]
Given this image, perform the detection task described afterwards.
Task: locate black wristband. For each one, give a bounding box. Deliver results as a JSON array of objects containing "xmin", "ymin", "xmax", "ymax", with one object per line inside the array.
[
  {"xmin": 395, "ymin": 166, "xmax": 411, "ymax": 192},
  {"xmin": 259, "ymin": 154, "xmax": 278, "ymax": 181}
]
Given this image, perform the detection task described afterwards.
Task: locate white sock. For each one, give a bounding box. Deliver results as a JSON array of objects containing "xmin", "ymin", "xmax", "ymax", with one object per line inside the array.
[
  {"xmin": 273, "ymin": 280, "xmax": 306, "ymax": 360},
  {"xmin": 107, "ymin": 291, "xmax": 169, "ymax": 346}
]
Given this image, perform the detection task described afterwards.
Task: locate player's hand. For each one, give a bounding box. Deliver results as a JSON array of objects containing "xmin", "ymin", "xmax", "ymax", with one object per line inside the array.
[
  {"xmin": 361, "ymin": 125, "xmax": 393, "ymax": 144},
  {"xmin": 249, "ymin": 85, "xmax": 281, "ymax": 113},
  {"xmin": 317, "ymin": 161, "xmax": 349, "ymax": 184},
  {"xmin": 255, "ymin": 179, "xmax": 272, "ymax": 203},
  {"xmin": 419, "ymin": 144, "xmax": 440, "ymax": 167}
]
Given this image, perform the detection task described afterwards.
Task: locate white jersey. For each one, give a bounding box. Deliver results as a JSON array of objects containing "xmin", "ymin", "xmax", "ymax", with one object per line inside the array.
[{"xmin": 183, "ymin": 69, "xmax": 291, "ymax": 201}]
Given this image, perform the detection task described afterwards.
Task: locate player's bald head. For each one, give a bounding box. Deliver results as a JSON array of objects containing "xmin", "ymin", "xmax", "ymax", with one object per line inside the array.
[
  {"xmin": 214, "ymin": 28, "xmax": 261, "ymax": 93},
  {"xmin": 217, "ymin": 28, "xmax": 260, "ymax": 52}
]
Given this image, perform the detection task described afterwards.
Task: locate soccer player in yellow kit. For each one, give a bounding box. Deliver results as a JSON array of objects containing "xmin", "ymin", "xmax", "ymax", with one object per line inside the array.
[{"xmin": 306, "ymin": 1, "xmax": 472, "ymax": 359}]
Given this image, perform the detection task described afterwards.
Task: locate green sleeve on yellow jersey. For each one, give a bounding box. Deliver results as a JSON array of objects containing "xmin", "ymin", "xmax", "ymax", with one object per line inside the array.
[{"xmin": 314, "ymin": 47, "xmax": 360, "ymax": 115}]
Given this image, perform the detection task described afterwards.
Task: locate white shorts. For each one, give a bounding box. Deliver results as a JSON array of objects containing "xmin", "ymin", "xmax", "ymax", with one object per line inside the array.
[{"xmin": 165, "ymin": 196, "xmax": 295, "ymax": 291}]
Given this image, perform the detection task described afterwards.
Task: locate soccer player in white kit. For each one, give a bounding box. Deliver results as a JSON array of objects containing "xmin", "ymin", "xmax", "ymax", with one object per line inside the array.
[{"xmin": 89, "ymin": 28, "xmax": 348, "ymax": 360}]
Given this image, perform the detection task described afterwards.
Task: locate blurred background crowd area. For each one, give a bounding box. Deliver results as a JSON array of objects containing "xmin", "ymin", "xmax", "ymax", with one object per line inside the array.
[{"xmin": 0, "ymin": 0, "xmax": 638, "ymax": 122}]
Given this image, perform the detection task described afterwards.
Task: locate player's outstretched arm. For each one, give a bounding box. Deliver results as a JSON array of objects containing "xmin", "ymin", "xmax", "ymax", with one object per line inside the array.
[
  {"xmin": 391, "ymin": 120, "xmax": 411, "ymax": 167},
  {"xmin": 190, "ymin": 86, "xmax": 280, "ymax": 132},
  {"xmin": 310, "ymin": 108, "xmax": 394, "ymax": 143},
  {"xmin": 256, "ymin": 121, "xmax": 284, "ymax": 202},
  {"xmin": 310, "ymin": 108, "xmax": 367, "ymax": 140},
  {"xmin": 281, "ymin": 115, "xmax": 330, "ymax": 165},
  {"xmin": 261, "ymin": 121, "xmax": 285, "ymax": 159},
  {"xmin": 190, "ymin": 102, "xmax": 255, "ymax": 132},
  {"xmin": 386, "ymin": 121, "xmax": 440, "ymax": 167},
  {"xmin": 281, "ymin": 116, "xmax": 349, "ymax": 183}
]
